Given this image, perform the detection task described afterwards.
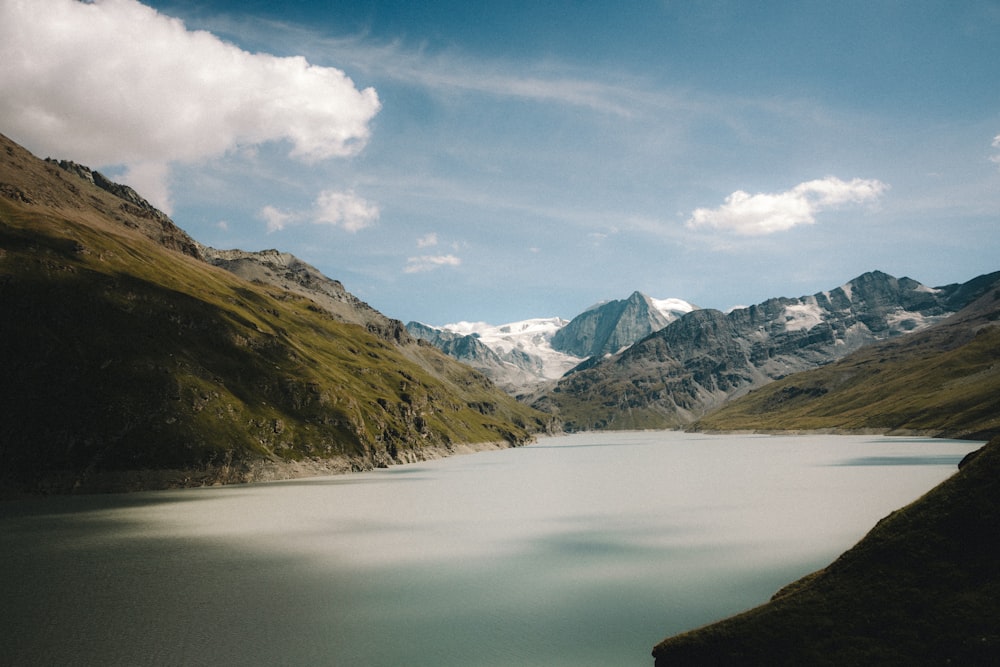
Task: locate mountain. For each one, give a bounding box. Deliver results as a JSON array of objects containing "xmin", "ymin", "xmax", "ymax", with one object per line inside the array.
[
  {"xmin": 652, "ymin": 434, "xmax": 1000, "ymax": 665},
  {"xmin": 0, "ymin": 132, "xmax": 551, "ymax": 493},
  {"xmin": 533, "ymin": 271, "xmax": 993, "ymax": 431},
  {"xmin": 550, "ymin": 291, "xmax": 696, "ymax": 358},
  {"xmin": 407, "ymin": 317, "xmax": 585, "ymax": 394},
  {"xmin": 407, "ymin": 293, "xmax": 696, "ymax": 393},
  {"xmin": 199, "ymin": 246, "xmax": 411, "ymax": 343},
  {"xmin": 648, "ymin": 273, "xmax": 1000, "ymax": 662},
  {"xmin": 692, "ymin": 272, "xmax": 1000, "ymax": 440},
  {"xmin": 405, "ymin": 321, "xmax": 538, "ymax": 393}
]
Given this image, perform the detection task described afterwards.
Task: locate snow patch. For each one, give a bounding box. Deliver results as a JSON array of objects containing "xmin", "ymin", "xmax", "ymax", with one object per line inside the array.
[
  {"xmin": 885, "ymin": 308, "xmax": 940, "ymax": 332},
  {"xmin": 782, "ymin": 298, "xmax": 824, "ymax": 332},
  {"xmin": 441, "ymin": 317, "xmax": 582, "ymax": 379},
  {"xmin": 651, "ymin": 297, "xmax": 697, "ymax": 320}
]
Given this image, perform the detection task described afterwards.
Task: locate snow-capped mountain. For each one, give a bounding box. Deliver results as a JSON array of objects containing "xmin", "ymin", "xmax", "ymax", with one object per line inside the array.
[
  {"xmin": 407, "ymin": 293, "xmax": 697, "ymax": 393},
  {"xmin": 551, "ymin": 291, "xmax": 698, "ymax": 358},
  {"xmin": 406, "ymin": 319, "xmax": 576, "ymax": 393},
  {"xmin": 533, "ymin": 270, "xmax": 996, "ymax": 431}
]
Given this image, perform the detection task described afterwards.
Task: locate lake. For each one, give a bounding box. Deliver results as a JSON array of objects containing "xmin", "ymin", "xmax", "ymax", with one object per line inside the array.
[{"xmin": 0, "ymin": 432, "xmax": 981, "ymax": 666}]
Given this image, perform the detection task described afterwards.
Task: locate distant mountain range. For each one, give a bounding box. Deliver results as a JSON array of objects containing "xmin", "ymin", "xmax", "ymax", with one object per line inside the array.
[
  {"xmin": 412, "ymin": 263, "xmax": 996, "ymax": 432},
  {"xmin": 0, "ymin": 132, "xmax": 550, "ymax": 493},
  {"xmin": 407, "ymin": 292, "xmax": 698, "ymax": 393},
  {"xmin": 692, "ymin": 271, "xmax": 1000, "ymax": 439},
  {"xmin": 531, "ymin": 269, "xmax": 997, "ymax": 431},
  {"xmin": 407, "ymin": 317, "xmax": 580, "ymax": 394}
]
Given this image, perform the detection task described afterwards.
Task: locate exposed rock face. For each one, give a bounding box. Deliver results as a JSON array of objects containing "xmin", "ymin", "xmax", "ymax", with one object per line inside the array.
[
  {"xmin": 407, "ymin": 321, "xmax": 502, "ymax": 365},
  {"xmin": 46, "ymin": 158, "xmax": 203, "ymax": 259},
  {"xmin": 199, "ymin": 246, "xmax": 412, "ymax": 344},
  {"xmin": 693, "ymin": 273, "xmax": 1000, "ymax": 439},
  {"xmin": 1, "ymin": 133, "xmax": 202, "ymax": 258},
  {"xmin": 534, "ymin": 270, "xmax": 994, "ymax": 430},
  {"xmin": 551, "ymin": 291, "xmax": 674, "ymax": 358}
]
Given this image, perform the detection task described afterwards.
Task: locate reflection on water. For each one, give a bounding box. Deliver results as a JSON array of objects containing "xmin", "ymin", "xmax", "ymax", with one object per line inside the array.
[
  {"xmin": 0, "ymin": 433, "xmax": 980, "ymax": 666},
  {"xmin": 832, "ymin": 454, "xmax": 969, "ymax": 466}
]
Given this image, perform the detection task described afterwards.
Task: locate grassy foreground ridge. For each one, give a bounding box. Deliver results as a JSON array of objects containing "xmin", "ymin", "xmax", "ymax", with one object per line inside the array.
[
  {"xmin": 653, "ymin": 435, "xmax": 1000, "ymax": 665},
  {"xmin": 0, "ymin": 133, "xmax": 549, "ymax": 493}
]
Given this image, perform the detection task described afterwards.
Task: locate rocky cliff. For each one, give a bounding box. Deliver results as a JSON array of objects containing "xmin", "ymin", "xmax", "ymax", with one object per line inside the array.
[{"xmin": 551, "ymin": 291, "xmax": 681, "ymax": 358}]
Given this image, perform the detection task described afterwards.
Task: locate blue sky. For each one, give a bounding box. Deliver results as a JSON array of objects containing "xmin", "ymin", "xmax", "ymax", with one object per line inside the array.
[{"xmin": 2, "ymin": 1, "xmax": 999, "ymax": 325}]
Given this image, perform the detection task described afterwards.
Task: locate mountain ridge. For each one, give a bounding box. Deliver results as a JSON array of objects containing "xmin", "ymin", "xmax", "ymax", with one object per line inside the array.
[
  {"xmin": 690, "ymin": 271, "xmax": 1000, "ymax": 439},
  {"xmin": 531, "ymin": 269, "xmax": 989, "ymax": 431},
  {"xmin": 0, "ymin": 131, "xmax": 550, "ymax": 493}
]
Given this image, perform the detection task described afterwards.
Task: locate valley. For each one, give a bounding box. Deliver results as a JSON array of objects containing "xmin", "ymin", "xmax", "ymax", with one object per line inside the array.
[{"xmin": 3, "ymin": 129, "xmax": 999, "ymax": 665}]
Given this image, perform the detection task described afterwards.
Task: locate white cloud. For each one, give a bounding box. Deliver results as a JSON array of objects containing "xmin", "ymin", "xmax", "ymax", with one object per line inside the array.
[
  {"xmin": 260, "ymin": 190, "xmax": 379, "ymax": 233},
  {"xmin": 0, "ymin": 0, "xmax": 380, "ymax": 210},
  {"xmin": 314, "ymin": 190, "xmax": 379, "ymax": 232},
  {"xmin": 991, "ymin": 135, "xmax": 1000, "ymax": 165},
  {"xmin": 686, "ymin": 176, "xmax": 889, "ymax": 236},
  {"xmin": 404, "ymin": 254, "xmax": 462, "ymax": 274},
  {"xmin": 119, "ymin": 161, "xmax": 174, "ymax": 214},
  {"xmin": 417, "ymin": 233, "xmax": 439, "ymax": 248},
  {"xmin": 260, "ymin": 205, "xmax": 295, "ymax": 233}
]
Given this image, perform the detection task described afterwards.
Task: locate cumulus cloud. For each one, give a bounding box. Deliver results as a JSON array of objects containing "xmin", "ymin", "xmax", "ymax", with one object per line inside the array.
[
  {"xmin": 404, "ymin": 254, "xmax": 462, "ymax": 274},
  {"xmin": 417, "ymin": 233, "xmax": 439, "ymax": 248},
  {"xmin": 260, "ymin": 190, "xmax": 378, "ymax": 233},
  {"xmin": 686, "ymin": 176, "xmax": 888, "ymax": 235},
  {"xmin": 260, "ymin": 205, "xmax": 296, "ymax": 233},
  {"xmin": 314, "ymin": 190, "xmax": 380, "ymax": 232},
  {"xmin": 0, "ymin": 0, "xmax": 380, "ymax": 210}
]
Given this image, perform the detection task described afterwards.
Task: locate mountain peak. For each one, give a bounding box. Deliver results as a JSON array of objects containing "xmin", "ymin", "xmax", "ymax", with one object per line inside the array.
[
  {"xmin": 0, "ymin": 133, "xmax": 201, "ymax": 258},
  {"xmin": 551, "ymin": 291, "xmax": 692, "ymax": 358}
]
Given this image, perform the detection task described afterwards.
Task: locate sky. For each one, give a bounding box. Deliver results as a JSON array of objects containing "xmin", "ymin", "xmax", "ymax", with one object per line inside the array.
[{"xmin": 2, "ymin": 0, "xmax": 999, "ymax": 325}]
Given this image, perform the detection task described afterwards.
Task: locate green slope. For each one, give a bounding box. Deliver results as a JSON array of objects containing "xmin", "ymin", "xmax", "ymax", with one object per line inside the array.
[
  {"xmin": 653, "ymin": 435, "xmax": 1000, "ymax": 665},
  {"xmin": 0, "ymin": 140, "xmax": 549, "ymax": 493},
  {"xmin": 693, "ymin": 283, "xmax": 1000, "ymax": 440}
]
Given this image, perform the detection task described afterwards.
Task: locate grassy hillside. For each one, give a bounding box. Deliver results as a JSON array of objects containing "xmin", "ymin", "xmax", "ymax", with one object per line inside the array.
[
  {"xmin": 653, "ymin": 435, "xmax": 1000, "ymax": 665},
  {"xmin": 693, "ymin": 282, "xmax": 1000, "ymax": 440},
  {"xmin": 0, "ymin": 137, "xmax": 549, "ymax": 493}
]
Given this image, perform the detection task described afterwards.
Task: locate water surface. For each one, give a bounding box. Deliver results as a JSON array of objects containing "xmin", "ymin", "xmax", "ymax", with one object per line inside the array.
[{"xmin": 0, "ymin": 432, "xmax": 980, "ymax": 666}]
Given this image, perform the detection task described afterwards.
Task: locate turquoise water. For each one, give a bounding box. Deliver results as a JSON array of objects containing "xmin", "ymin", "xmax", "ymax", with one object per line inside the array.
[{"xmin": 0, "ymin": 432, "xmax": 979, "ymax": 666}]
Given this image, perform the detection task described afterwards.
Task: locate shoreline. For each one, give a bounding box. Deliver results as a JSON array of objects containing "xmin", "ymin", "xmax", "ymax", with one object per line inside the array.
[{"xmin": 1, "ymin": 439, "xmax": 524, "ymax": 498}]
